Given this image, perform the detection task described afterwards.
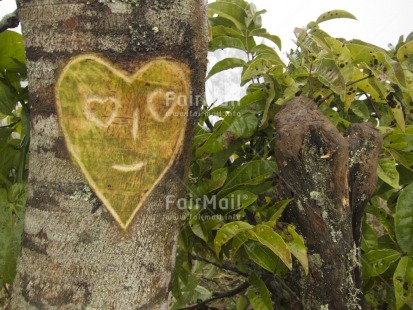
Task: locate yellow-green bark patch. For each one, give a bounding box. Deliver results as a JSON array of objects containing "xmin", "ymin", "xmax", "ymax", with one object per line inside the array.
[{"xmin": 56, "ymin": 54, "xmax": 190, "ymax": 230}]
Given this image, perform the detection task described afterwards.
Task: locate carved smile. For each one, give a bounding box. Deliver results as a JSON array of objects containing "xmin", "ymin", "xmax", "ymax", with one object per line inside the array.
[{"xmin": 112, "ymin": 162, "xmax": 145, "ymax": 172}]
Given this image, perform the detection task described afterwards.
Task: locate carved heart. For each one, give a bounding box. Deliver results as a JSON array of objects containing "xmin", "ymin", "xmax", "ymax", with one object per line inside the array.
[{"xmin": 56, "ymin": 55, "xmax": 190, "ymax": 230}]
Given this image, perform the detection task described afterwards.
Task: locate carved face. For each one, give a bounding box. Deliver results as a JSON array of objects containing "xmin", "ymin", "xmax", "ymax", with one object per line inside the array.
[{"xmin": 56, "ymin": 55, "xmax": 190, "ymax": 230}]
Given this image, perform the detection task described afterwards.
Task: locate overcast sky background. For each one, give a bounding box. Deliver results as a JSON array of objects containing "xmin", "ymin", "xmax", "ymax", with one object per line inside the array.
[{"xmin": 1, "ymin": 0, "xmax": 412, "ymax": 103}]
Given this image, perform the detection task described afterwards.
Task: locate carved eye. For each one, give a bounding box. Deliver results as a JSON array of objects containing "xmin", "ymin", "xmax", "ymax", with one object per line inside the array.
[
  {"xmin": 147, "ymin": 89, "xmax": 177, "ymax": 122},
  {"xmin": 83, "ymin": 97, "xmax": 120, "ymax": 128}
]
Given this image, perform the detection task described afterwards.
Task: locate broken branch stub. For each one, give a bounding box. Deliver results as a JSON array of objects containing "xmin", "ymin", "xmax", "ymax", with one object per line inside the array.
[{"xmin": 274, "ymin": 96, "xmax": 382, "ymax": 308}]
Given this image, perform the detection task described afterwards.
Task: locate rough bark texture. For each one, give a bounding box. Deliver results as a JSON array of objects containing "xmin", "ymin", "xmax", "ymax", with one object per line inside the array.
[
  {"xmin": 12, "ymin": 1, "xmax": 207, "ymax": 309},
  {"xmin": 274, "ymin": 97, "xmax": 382, "ymax": 309}
]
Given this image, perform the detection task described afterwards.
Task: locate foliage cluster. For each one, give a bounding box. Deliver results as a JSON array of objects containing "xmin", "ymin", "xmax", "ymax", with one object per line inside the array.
[
  {"xmin": 171, "ymin": 0, "xmax": 413, "ymax": 309},
  {"xmin": 0, "ymin": 30, "xmax": 28, "ymax": 307}
]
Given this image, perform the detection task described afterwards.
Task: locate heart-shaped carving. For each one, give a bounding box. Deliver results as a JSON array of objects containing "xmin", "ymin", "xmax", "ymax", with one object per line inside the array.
[{"xmin": 56, "ymin": 55, "xmax": 190, "ymax": 230}]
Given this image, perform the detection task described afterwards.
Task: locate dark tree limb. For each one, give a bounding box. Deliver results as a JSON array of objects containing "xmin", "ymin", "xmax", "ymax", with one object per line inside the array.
[
  {"xmin": 274, "ymin": 97, "xmax": 381, "ymax": 309},
  {"xmin": 0, "ymin": 10, "xmax": 19, "ymax": 33},
  {"xmin": 345, "ymin": 123, "xmax": 383, "ymax": 246},
  {"xmin": 345, "ymin": 123, "xmax": 383, "ymax": 307},
  {"xmin": 179, "ymin": 281, "xmax": 250, "ymax": 310},
  {"xmin": 190, "ymin": 253, "xmax": 248, "ymax": 277}
]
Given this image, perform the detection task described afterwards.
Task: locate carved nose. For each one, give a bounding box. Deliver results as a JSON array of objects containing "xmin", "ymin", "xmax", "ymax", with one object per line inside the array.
[{"xmin": 131, "ymin": 108, "xmax": 139, "ymax": 141}]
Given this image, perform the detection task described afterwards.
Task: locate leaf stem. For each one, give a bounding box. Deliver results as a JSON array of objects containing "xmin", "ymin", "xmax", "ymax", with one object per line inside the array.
[{"xmin": 346, "ymin": 74, "xmax": 374, "ymax": 87}]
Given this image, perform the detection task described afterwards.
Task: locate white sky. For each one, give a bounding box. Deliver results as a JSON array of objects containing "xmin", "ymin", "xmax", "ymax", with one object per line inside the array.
[
  {"xmin": 2, "ymin": 0, "xmax": 412, "ymax": 48},
  {"xmin": 1, "ymin": 0, "xmax": 412, "ymax": 50},
  {"xmin": 2, "ymin": 0, "xmax": 412, "ymax": 104},
  {"xmin": 254, "ymin": 0, "xmax": 413, "ymax": 52}
]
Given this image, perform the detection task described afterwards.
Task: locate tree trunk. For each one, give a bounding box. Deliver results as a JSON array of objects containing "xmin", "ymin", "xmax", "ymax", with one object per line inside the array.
[
  {"xmin": 12, "ymin": 1, "xmax": 207, "ymax": 309},
  {"xmin": 274, "ymin": 97, "xmax": 382, "ymax": 309}
]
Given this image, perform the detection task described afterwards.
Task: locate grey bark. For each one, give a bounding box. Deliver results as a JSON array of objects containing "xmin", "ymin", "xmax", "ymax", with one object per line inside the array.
[
  {"xmin": 11, "ymin": 1, "xmax": 208, "ymax": 309},
  {"xmin": 274, "ymin": 97, "xmax": 382, "ymax": 309}
]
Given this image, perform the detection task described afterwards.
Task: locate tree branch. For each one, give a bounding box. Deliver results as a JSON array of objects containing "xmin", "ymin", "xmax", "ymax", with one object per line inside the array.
[
  {"xmin": 0, "ymin": 10, "xmax": 19, "ymax": 33},
  {"xmin": 179, "ymin": 281, "xmax": 250, "ymax": 310},
  {"xmin": 190, "ymin": 253, "xmax": 248, "ymax": 277}
]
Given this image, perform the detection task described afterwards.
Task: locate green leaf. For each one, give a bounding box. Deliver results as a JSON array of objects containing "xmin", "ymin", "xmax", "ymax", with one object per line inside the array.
[
  {"xmin": 390, "ymin": 99, "xmax": 406, "ymax": 132},
  {"xmin": 244, "ymin": 240, "xmax": 278, "ymax": 272},
  {"xmin": 348, "ymin": 67, "xmax": 386, "ymax": 103},
  {"xmin": 231, "ymin": 232, "xmax": 248, "ymax": 259},
  {"xmin": 366, "ymin": 204, "xmax": 395, "ymax": 240},
  {"xmin": 241, "ymin": 58, "xmax": 283, "ymax": 86},
  {"xmin": 361, "ymin": 222, "xmax": 378, "ymax": 252},
  {"xmin": 196, "ymin": 112, "xmax": 258, "ymax": 156},
  {"xmin": 211, "ymin": 140, "xmax": 243, "ymax": 170},
  {"xmin": 245, "ymin": 3, "xmax": 265, "ymax": 29},
  {"xmin": 324, "ymin": 37, "xmax": 353, "ymax": 82},
  {"xmin": 350, "ymin": 100, "xmax": 369, "ymax": 120},
  {"xmin": 0, "ymin": 184, "xmax": 26, "ymax": 284},
  {"xmin": 190, "ymin": 168, "xmax": 228, "ymax": 198},
  {"xmin": 236, "ymin": 295, "xmax": 249, "ymax": 310},
  {"xmin": 219, "ymin": 160, "xmax": 278, "ymax": 196},
  {"xmin": 315, "ymin": 10, "xmax": 357, "ymax": 24},
  {"xmin": 209, "ymin": 35, "xmax": 246, "ymax": 51},
  {"xmin": 384, "ymin": 133, "xmax": 413, "ymax": 152},
  {"xmin": 269, "ymin": 199, "xmax": 293, "ymax": 223},
  {"xmin": 0, "ymin": 31, "xmax": 25, "ymax": 71},
  {"xmin": 315, "ymin": 57, "xmax": 346, "ymax": 100},
  {"xmin": 249, "ymin": 28, "xmax": 281, "ymax": 49},
  {"xmin": 395, "ymin": 183, "xmax": 413, "ymax": 253},
  {"xmin": 237, "ymin": 89, "xmax": 267, "ymax": 113},
  {"xmin": 398, "ymin": 165, "xmax": 413, "ymax": 186},
  {"xmin": 393, "ymin": 256, "xmax": 413, "ymax": 310},
  {"xmin": 286, "ymin": 225, "xmax": 308, "ymax": 275},
  {"xmin": 221, "ymin": 190, "xmax": 257, "ymax": 213},
  {"xmin": 377, "ymin": 157, "xmax": 400, "ymax": 189},
  {"xmin": 251, "ymin": 44, "xmax": 283, "ymax": 63},
  {"xmin": 362, "ymin": 249, "xmax": 401, "ymax": 277},
  {"xmin": 259, "ymin": 74, "xmax": 276, "ymax": 128},
  {"xmin": 206, "ymin": 58, "xmax": 246, "ymax": 80},
  {"xmin": 0, "ymin": 79, "xmax": 17, "ymax": 115},
  {"xmin": 249, "ymin": 224, "xmax": 292, "ymax": 270},
  {"xmin": 347, "ymin": 43, "xmax": 381, "ymax": 65},
  {"xmin": 247, "ymin": 273, "xmax": 272, "ymax": 309},
  {"xmin": 189, "ymin": 216, "xmax": 208, "ymax": 242},
  {"xmin": 211, "ymin": 25, "xmax": 243, "ymax": 39},
  {"xmin": 214, "ymin": 221, "xmax": 254, "ymax": 255},
  {"xmin": 397, "ymin": 40, "xmax": 413, "ymax": 69},
  {"xmin": 208, "ymin": 2, "xmax": 247, "ymax": 31}
]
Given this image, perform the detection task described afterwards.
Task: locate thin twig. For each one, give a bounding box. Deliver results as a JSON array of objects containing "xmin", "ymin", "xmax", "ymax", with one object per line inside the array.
[
  {"xmin": 346, "ymin": 74, "xmax": 374, "ymax": 87},
  {"xmin": 179, "ymin": 281, "xmax": 250, "ymax": 310},
  {"xmin": 204, "ymin": 117, "xmax": 214, "ymax": 131},
  {"xmin": 364, "ymin": 92, "xmax": 382, "ymax": 119},
  {"xmin": 190, "ymin": 253, "xmax": 248, "ymax": 277},
  {"xmin": 0, "ymin": 10, "xmax": 19, "ymax": 33}
]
